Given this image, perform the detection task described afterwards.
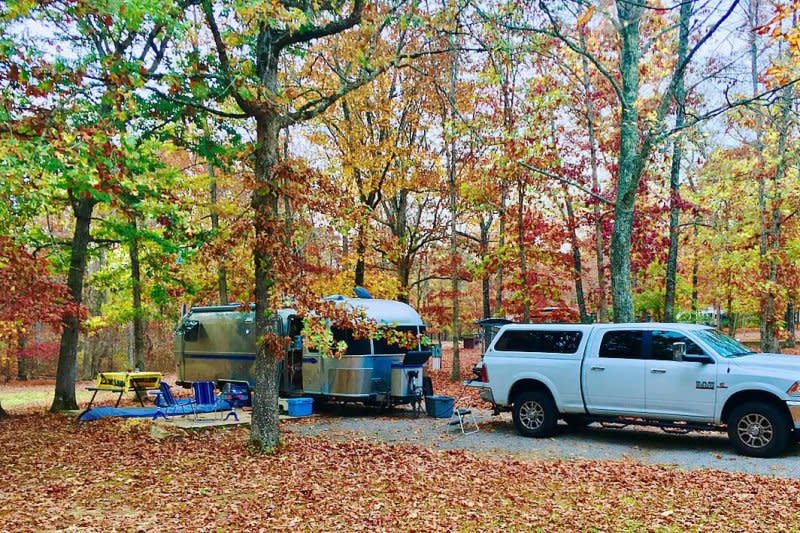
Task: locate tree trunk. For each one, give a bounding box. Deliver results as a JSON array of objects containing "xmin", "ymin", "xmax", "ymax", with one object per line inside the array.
[
  {"xmin": 762, "ymin": 85, "xmax": 793, "ymax": 353},
  {"xmin": 609, "ymin": 1, "xmax": 643, "ymax": 323},
  {"xmin": 17, "ymin": 350, "xmax": 28, "ymax": 381},
  {"xmin": 447, "ymin": 31, "xmax": 460, "ymax": 382},
  {"xmin": 249, "ymin": 51, "xmax": 282, "ymax": 452},
  {"xmin": 691, "ymin": 221, "xmax": 699, "ymax": 315},
  {"xmin": 51, "ymin": 197, "xmax": 94, "ymax": 412},
  {"xmin": 787, "ymin": 302, "xmax": 796, "ymax": 348},
  {"xmin": 579, "ymin": 33, "xmax": 607, "ymax": 323},
  {"xmin": 397, "ymin": 257, "xmax": 411, "ymax": 304},
  {"xmin": 495, "ymin": 194, "xmax": 506, "ymax": 316},
  {"xmin": 480, "ymin": 218, "xmax": 491, "ymax": 319},
  {"xmin": 748, "ymin": 0, "xmax": 775, "ymax": 353},
  {"xmin": 127, "ymin": 322, "xmax": 135, "ymax": 368},
  {"xmin": 209, "ymin": 159, "xmax": 229, "ymax": 305},
  {"xmin": 517, "ymin": 180, "xmax": 530, "ymax": 322},
  {"xmin": 564, "ymin": 192, "xmax": 588, "ymax": 323},
  {"xmin": 16, "ymin": 334, "xmax": 27, "ymax": 381},
  {"xmin": 129, "ymin": 216, "xmax": 145, "ymax": 369},
  {"xmin": 664, "ymin": 0, "xmax": 692, "ymax": 322},
  {"xmin": 80, "ymin": 333, "xmax": 92, "ymax": 380},
  {"xmin": 727, "ymin": 294, "xmax": 736, "ymax": 337},
  {"xmin": 354, "ymin": 223, "xmax": 366, "ymax": 287},
  {"xmin": 82, "ymin": 249, "xmax": 106, "ymax": 379}
]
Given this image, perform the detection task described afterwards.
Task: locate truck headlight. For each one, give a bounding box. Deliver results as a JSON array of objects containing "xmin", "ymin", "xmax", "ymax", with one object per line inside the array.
[{"xmin": 788, "ymin": 382, "xmax": 800, "ymax": 396}]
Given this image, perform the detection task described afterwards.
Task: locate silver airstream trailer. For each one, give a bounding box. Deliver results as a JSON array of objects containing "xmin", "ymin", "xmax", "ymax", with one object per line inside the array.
[{"xmin": 173, "ymin": 295, "xmax": 431, "ymax": 406}]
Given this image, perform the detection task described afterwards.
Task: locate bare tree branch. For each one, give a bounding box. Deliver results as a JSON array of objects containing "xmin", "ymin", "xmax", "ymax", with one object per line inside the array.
[
  {"xmin": 516, "ymin": 160, "xmax": 615, "ymax": 206},
  {"xmin": 273, "ymin": 0, "xmax": 365, "ymax": 51}
]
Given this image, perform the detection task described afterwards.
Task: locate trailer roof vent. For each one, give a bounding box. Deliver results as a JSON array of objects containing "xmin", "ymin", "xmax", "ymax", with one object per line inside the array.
[{"xmin": 353, "ymin": 286, "xmax": 373, "ymax": 299}]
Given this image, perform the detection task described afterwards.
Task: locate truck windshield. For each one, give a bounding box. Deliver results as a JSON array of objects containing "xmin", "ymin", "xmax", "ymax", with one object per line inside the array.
[{"xmin": 694, "ymin": 329, "xmax": 755, "ymax": 358}]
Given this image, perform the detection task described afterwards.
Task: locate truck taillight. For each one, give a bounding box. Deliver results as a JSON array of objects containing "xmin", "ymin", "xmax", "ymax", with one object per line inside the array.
[{"xmin": 480, "ymin": 364, "xmax": 489, "ymax": 383}]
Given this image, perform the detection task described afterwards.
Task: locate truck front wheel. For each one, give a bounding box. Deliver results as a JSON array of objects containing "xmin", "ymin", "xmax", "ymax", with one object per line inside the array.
[
  {"xmin": 512, "ymin": 391, "xmax": 557, "ymax": 438},
  {"xmin": 727, "ymin": 402, "xmax": 790, "ymax": 458}
]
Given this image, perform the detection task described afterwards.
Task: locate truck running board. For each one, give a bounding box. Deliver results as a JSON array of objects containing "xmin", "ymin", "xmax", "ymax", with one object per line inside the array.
[{"xmin": 592, "ymin": 416, "xmax": 724, "ymax": 434}]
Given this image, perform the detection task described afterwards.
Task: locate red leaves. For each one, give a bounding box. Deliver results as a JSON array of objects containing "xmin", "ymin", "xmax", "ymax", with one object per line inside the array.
[
  {"xmin": 0, "ymin": 237, "xmax": 81, "ymax": 339},
  {"xmin": 16, "ymin": 341, "xmax": 59, "ymax": 361},
  {"xmin": 2, "ymin": 413, "xmax": 800, "ymax": 530}
]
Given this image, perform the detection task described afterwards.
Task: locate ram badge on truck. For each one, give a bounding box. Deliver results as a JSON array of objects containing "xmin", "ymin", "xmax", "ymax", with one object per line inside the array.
[{"xmin": 468, "ymin": 323, "xmax": 800, "ymax": 458}]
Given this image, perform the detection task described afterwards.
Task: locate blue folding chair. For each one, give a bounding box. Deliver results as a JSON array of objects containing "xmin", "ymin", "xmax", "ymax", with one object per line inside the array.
[
  {"xmin": 192, "ymin": 381, "xmax": 239, "ymax": 421},
  {"xmin": 192, "ymin": 381, "xmax": 217, "ymax": 420},
  {"xmin": 152, "ymin": 382, "xmax": 196, "ymax": 420}
]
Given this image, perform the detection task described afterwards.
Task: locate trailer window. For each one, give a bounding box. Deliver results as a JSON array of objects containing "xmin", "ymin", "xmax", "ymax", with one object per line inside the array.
[
  {"xmin": 331, "ymin": 328, "xmax": 372, "ymax": 355},
  {"xmin": 599, "ymin": 331, "xmax": 644, "ymax": 359},
  {"xmin": 493, "ymin": 330, "xmax": 583, "ymax": 354},
  {"xmin": 372, "ymin": 326, "xmax": 420, "ymax": 355}
]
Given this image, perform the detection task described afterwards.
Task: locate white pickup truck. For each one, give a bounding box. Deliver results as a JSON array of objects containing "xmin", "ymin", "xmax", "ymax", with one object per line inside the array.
[{"xmin": 469, "ymin": 323, "xmax": 800, "ymax": 457}]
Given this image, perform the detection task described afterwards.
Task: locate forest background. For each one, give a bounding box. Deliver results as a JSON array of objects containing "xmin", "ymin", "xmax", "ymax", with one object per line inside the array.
[{"xmin": 1, "ymin": 0, "xmax": 799, "ymax": 448}]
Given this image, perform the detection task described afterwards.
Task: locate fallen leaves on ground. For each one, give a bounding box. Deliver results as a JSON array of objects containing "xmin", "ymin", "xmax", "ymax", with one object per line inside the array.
[
  {"xmin": 427, "ymin": 344, "xmax": 486, "ymax": 408},
  {"xmin": 2, "ymin": 414, "xmax": 799, "ymax": 531}
]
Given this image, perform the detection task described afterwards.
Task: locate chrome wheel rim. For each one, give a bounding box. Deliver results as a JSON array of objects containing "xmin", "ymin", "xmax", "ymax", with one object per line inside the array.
[
  {"xmin": 737, "ymin": 413, "xmax": 773, "ymax": 449},
  {"xmin": 519, "ymin": 400, "xmax": 545, "ymax": 430}
]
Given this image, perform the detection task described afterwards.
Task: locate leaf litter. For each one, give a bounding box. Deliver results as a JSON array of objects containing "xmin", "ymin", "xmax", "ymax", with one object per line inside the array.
[{"xmin": 1, "ymin": 414, "xmax": 800, "ymax": 531}]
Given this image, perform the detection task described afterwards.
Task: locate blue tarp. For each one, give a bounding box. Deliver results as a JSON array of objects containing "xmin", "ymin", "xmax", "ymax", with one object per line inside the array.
[{"xmin": 78, "ymin": 399, "xmax": 232, "ymax": 422}]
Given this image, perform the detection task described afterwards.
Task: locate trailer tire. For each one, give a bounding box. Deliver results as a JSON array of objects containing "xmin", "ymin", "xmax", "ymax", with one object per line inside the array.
[
  {"xmin": 512, "ymin": 391, "xmax": 557, "ymax": 438},
  {"xmin": 727, "ymin": 402, "xmax": 790, "ymax": 458}
]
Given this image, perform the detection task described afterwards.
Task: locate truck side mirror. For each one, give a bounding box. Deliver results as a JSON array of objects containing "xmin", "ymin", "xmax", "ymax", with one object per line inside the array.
[{"xmin": 672, "ymin": 342, "xmax": 687, "ymax": 362}]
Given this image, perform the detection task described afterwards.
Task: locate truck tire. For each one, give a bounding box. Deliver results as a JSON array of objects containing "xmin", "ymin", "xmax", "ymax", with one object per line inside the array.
[
  {"xmin": 512, "ymin": 391, "xmax": 557, "ymax": 438},
  {"xmin": 727, "ymin": 402, "xmax": 790, "ymax": 458}
]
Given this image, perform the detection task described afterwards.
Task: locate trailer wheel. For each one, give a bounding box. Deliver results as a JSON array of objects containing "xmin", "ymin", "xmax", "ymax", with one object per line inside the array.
[
  {"xmin": 727, "ymin": 402, "xmax": 790, "ymax": 458},
  {"xmin": 512, "ymin": 391, "xmax": 557, "ymax": 438}
]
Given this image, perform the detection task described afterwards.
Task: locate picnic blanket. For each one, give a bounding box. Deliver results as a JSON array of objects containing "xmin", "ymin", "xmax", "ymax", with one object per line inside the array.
[{"xmin": 78, "ymin": 399, "xmax": 231, "ymax": 422}]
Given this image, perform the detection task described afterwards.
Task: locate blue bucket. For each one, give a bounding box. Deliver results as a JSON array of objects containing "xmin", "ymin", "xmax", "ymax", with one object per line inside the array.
[
  {"xmin": 425, "ymin": 395, "xmax": 455, "ymax": 418},
  {"xmin": 286, "ymin": 397, "xmax": 313, "ymax": 417}
]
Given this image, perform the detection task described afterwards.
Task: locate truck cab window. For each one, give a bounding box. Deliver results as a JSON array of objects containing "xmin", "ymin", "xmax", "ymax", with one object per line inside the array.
[
  {"xmin": 599, "ymin": 331, "xmax": 643, "ymax": 359},
  {"xmin": 648, "ymin": 331, "xmax": 704, "ymax": 360}
]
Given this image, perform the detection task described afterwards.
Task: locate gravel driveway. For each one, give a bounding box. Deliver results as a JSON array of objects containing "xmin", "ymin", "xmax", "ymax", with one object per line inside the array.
[{"xmin": 285, "ymin": 405, "xmax": 800, "ymax": 479}]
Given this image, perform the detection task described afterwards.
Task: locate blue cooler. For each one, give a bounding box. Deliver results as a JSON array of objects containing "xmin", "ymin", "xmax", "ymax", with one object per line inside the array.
[
  {"xmin": 286, "ymin": 397, "xmax": 313, "ymax": 417},
  {"xmin": 425, "ymin": 395, "xmax": 455, "ymax": 418}
]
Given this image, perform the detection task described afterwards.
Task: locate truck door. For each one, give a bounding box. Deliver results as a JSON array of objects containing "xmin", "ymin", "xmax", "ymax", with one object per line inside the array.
[
  {"xmin": 583, "ymin": 330, "xmax": 646, "ymax": 415},
  {"xmin": 644, "ymin": 330, "xmax": 717, "ymax": 420}
]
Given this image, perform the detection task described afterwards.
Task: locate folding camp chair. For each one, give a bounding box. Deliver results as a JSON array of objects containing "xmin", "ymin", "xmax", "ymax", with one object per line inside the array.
[
  {"xmin": 152, "ymin": 382, "xmax": 196, "ymax": 420},
  {"xmin": 192, "ymin": 381, "xmax": 220, "ymax": 420},
  {"xmin": 448, "ymin": 386, "xmax": 479, "ymax": 435},
  {"xmin": 191, "ymin": 381, "xmax": 239, "ymax": 421}
]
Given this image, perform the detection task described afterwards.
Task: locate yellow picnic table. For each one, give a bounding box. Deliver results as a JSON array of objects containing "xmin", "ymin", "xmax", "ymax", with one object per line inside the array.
[{"xmin": 82, "ymin": 372, "xmax": 163, "ymax": 415}]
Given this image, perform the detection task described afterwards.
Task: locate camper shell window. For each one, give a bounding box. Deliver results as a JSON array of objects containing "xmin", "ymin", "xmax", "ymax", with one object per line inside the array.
[{"xmin": 493, "ymin": 329, "xmax": 582, "ymax": 354}]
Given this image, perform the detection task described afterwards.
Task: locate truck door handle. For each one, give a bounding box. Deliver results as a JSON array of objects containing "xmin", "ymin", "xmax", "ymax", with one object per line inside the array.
[
  {"xmin": 590, "ymin": 366, "xmax": 605, "ymax": 371},
  {"xmin": 650, "ymin": 368, "xmax": 667, "ymax": 374}
]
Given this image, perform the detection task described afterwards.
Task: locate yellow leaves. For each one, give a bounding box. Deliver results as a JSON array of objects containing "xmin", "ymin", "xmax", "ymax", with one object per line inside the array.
[
  {"xmin": 576, "ymin": 6, "xmax": 595, "ymax": 30},
  {"xmin": 3, "ymin": 0, "xmax": 36, "ymax": 20},
  {"xmin": 85, "ymin": 315, "xmax": 109, "ymax": 334}
]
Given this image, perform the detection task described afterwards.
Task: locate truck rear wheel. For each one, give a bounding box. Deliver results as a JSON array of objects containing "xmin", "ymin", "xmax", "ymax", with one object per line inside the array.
[
  {"xmin": 512, "ymin": 391, "xmax": 557, "ymax": 438},
  {"xmin": 727, "ymin": 402, "xmax": 790, "ymax": 458}
]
